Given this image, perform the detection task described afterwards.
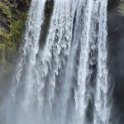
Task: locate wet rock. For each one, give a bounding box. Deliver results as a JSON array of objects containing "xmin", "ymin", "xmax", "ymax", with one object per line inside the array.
[
  {"xmin": 108, "ymin": 0, "xmax": 120, "ymax": 11},
  {"xmin": 39, "ymin": 0, "xmax": 54, "ymax": 48},
  {"xmin": 108, "ymin": 16, "xmax": 124, "ymax": 124}
]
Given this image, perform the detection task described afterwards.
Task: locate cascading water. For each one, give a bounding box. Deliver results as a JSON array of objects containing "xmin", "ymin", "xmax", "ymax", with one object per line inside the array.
[
  {"xmin": 93, "ymin": 1, "xmax": 111, "ymax": 124},
  {"xmin": 2, "ymin": 0, "xmax": 111, "ymax": 124}
]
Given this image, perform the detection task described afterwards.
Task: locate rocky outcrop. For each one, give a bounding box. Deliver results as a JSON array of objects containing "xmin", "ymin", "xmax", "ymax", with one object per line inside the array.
[
  {"xmin": 0, "ymin": 0, "xmax": 30, "ymax": 73},
  {"xmin": 108, "ymin": 0, "xmax": 120, "ymax": 11},
  {"xmin": 108, "ymin": 0, "xmax": 124, "ymax": 122},
  {"xmin": 108, "ymin": 0, "xmax": 124, "ymax": 16}
]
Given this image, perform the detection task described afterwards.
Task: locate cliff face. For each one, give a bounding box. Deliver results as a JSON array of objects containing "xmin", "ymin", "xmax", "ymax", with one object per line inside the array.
[
  {"xmin": 108, "ymin": 1, "xmax": 124, "ymax": 123},
  {"xmin": 0, "ymin": 0, "xmax": 30, "ymax": 74},
  {"xmin": 108, "ymin": 0, "xmax": 124, "ymax": 16}
]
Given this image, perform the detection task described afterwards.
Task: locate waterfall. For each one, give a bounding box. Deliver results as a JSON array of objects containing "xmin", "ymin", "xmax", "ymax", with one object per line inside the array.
[
  {"xmin": 4, "ymin": 0, "xmax": 111, "ymax": 124},
  {"xmin": 94, "ymin": 1, "xmax": 111, "ymax": 124}
]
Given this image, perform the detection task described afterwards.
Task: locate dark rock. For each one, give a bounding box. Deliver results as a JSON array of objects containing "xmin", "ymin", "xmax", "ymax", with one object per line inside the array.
[
  {"xmin": 39, "ymin": 0, "xmax": 54, "ymax": 48},
  {"xmin": 9, "ymin": 0, "xmax": 30, "ymax": 11},
  {"xmin": 108, "ymin": 0, "xmax": 120, "ymax": 11},
  {"xmin": 108, "ymin": 16, "xmax": 124, "ymax": 124}
]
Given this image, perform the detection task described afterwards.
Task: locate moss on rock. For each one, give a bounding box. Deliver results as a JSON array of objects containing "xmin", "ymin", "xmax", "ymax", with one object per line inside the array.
[
  {"xmin": 0, "ymin": 43, "xmax": 5, "ymax": 69},
  {"xmin": 119, "ymin": 0, "xmax": 124, "ymax": 15},
  {"xmin": 0, "ymin": 0, "xmax": 30, "ymax": 72}
]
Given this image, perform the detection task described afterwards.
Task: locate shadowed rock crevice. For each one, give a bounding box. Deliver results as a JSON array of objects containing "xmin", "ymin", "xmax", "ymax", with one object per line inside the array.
[{"xmin": 39, "ymin": 0, "xmax": 54, "ymax": 48}]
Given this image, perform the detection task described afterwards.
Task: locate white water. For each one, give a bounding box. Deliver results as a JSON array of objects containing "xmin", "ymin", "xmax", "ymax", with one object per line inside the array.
[
  {"xmin": 3, "ymin": 0, "xmax": 111, "ymax": 124},
  {"xmin": 94, "ymin": 0, "xmax": 111, "ymax": 124}
]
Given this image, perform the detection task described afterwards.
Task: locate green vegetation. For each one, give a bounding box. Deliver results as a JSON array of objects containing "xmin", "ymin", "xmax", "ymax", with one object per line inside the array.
[
  {"xmin": 119, "ymin": 0, "xmax": 124, "ymax": 15},
  {"xmin": 0, "ymin": 2, "xmax": 12, "ymax": 19},
  {"xmin": 0, "ymin": 1, "xmax": 29, "ymax": 72}
]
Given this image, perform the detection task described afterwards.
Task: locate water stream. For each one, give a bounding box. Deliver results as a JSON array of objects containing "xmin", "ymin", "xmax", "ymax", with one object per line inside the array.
[{"xmin": 2, "ymin": 0, "xmax": 111, "ymax": 124}]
